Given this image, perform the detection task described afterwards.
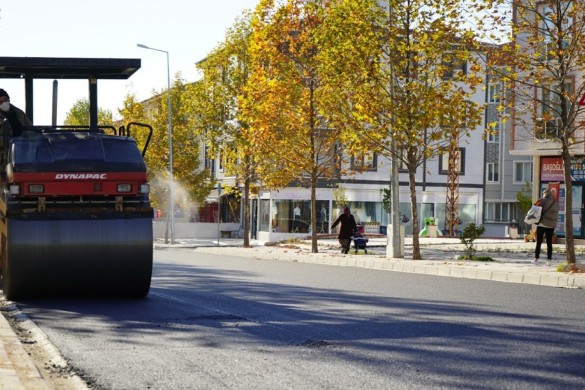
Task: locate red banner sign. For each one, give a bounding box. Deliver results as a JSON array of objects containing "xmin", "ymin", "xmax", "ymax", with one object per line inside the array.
[
  {"xmin": 541, "ymin": 157, "xmax": 564, "ymax": 182},
  {"xmin": 548, "ymin": 182, "xmax": 560, "ymax": 201}
]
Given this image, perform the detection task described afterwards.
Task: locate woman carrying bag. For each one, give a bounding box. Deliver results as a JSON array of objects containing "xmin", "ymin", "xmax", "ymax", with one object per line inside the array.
[{"xmin": 533, "ymin": 188, "xmax": 559, "ymax": 265}]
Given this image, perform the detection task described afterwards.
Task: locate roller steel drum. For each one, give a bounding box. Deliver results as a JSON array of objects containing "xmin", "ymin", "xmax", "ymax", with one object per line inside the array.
[{"xmin": 2, "ymin": 214, "xmax": 152, "ymax": 299}]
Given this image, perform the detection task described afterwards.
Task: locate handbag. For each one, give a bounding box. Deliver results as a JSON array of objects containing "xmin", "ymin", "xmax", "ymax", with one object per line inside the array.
[{"xmin": 524, "ymin": 204, "xmax": 542, "ymax": 225}]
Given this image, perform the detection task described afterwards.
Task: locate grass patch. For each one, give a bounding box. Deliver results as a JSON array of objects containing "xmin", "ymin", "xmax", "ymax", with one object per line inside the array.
[
  {"xmin": 457, "ymin": 255, "xmax": 495, "ymax": 262},
  {"xmin": 265, "ymin": 238, "xmax": 303, "ymax": 246}
]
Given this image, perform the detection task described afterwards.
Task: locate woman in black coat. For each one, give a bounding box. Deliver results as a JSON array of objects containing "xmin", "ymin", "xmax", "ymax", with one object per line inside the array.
[{"xmin": 331, "ymin": 206, "xmax": 357, "ymax": 254}]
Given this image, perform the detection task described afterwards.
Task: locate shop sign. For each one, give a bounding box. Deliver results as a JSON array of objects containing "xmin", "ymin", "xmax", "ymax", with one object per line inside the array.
[
  {"xmin": 571, "ymin": 156, "xmax": 585, "ymax": 182},
  {"xmin": 541, "ymin": 157, "xmax": 564, "ymax": 181}
]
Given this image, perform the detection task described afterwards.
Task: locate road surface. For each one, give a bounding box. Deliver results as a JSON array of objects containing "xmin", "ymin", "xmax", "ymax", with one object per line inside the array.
[{"xmin": 11, "ymin": 248, "xmax": 585, "ymax": 389}]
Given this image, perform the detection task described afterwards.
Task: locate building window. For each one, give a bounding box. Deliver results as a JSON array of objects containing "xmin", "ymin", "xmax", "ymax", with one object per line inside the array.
[
  {"xmin": 488, "ymin": 82, "xmax": 503, "ymax": 103},
  {"xmin": 487, "ymin": 120, "xmax": 501, "ymax": 143},
  {"xmin": 439, "ymin": 148, "xmax": 465, "ymax": 175},
  {"xmin": 538, "ymin": 81, "xmax": 572, "ymax": 139},
  {"xmin": 441, "ymin": 55, "xmax": 467, "ymax": 80},
  {"xmin": 204, "ymin": 146, "xmax": 215, "ymax": 175},
  {"xmin": 267, "ymin": 200, "xmax": 311, "ymax": 233},
  {"xmin": 259, "ymin": 199, "xmax": 270, "ymax": 232},
  {"xmin": 485, "ymin": 202, "xmax": 515, "ymax": 223},
  {"xmin": 514, "ymin": 161, "xmax": 532, "ymax": 184},
  {"xmin": 487, "ymin": 162, "xmax": 499, "ymax": 183},
  {"xmin": 539, "ymin": 3, "xmax": 572, "ymax": 48},
  {"xmin": 542, "ymin": 81, "xmax": 572, "ymax": 116},
  {"xmin": 398, "ymin": 158, "xmax": 408, "ymax": 172},
  {"xmin": 396, "ymin": 149, "xmax": 408, "ymax": 172},
  {"xmin": 351, "ymin": 151, "xmax": 377, "ymax": 171}
]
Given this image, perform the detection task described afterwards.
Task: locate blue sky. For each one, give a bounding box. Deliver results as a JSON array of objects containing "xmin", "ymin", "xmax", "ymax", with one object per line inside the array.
[{"xmin": 0, "ymin": 0, "xmax": 259, "ymax": 123}]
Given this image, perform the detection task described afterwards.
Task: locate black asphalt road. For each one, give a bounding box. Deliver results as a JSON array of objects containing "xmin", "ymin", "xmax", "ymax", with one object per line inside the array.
[{"xmin": 15, "ymin": 248, "xmax": 585, "ymax": 389}]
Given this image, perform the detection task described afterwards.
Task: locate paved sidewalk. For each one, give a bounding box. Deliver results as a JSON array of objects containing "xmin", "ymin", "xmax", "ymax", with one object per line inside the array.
[
  {"xmin": 1, "ymin": 236, "xmax": 584, "ymax": 389},
  {"xmin": 0, "ymin": 311, "xmax": 49, "ymax": 389}
]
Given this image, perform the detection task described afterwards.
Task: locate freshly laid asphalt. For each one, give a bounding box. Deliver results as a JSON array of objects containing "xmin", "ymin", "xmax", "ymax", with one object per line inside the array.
[{"xmin": 1, "ymin": 236, "xmax": 584, "ymax": 389}]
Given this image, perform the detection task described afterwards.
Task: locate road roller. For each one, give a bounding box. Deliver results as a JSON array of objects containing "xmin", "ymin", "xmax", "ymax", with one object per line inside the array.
[{"xmin": 0, "ymin": 57, "xmax": 154, "ymax": 299}]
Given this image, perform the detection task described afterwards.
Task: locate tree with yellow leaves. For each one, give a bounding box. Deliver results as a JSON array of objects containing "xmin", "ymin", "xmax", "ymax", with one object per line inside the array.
[
  {"xmin": 243, "ymin": 0, "xmax": 351, "ymax": 253},
  {"xmin": 191, "ymin": 11, "xmax": 257, "ymax": 247},
  {"xmin": 318, "ymin": 0, "xmax": 486, "ymax": 259},
  {"xmin": 118, "ymin": 78, "xmax": 213, "ymax": 227}
]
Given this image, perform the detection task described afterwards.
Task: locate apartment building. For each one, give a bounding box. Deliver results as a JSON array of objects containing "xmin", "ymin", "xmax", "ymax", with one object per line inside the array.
[
  {"xmin": 482, "ymin": 75, "xmax": 533, "ymax": 237},
  {"xmin": 508, "ymin": 1, "xmax": 585, "ymax": 239}
]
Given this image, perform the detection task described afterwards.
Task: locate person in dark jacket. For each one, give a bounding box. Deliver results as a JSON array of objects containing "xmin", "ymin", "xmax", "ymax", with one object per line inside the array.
[
  {"xmin": 331, "ymin": 206, "xmax": 357, "ymax": 254},
  {"xmin": 533, "ymin": 188, "xmax": 560, "ymax": 265},
  {"xmin": 0, "ymin": 89, "xmax": 32, "ymax": 136},
  {"xmin": 0, "ymin": 89, "xmax": 32, "ymax": 166}
]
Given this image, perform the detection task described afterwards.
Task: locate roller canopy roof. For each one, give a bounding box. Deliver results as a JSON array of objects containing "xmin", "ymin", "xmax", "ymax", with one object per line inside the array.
[
  {"xmin": 0, "ymin": 56, "xmax": 141, "ymax": 79},
  {"xmin": 0, "ymin": 56, "xmax": 141, "ymax": 125}
]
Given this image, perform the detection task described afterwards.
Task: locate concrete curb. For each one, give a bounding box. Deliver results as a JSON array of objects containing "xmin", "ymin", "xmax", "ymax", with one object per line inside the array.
[
  {"xmin": 0, "ymin": 298, "xmax": 89, "ymax": 390},
  {"xmin": 0, "ymin": 303, "xmax": 49, "ymax": 389},
  {"xmin": 192, "ymin": 246, "xmax": 585, "ymax": 289}
]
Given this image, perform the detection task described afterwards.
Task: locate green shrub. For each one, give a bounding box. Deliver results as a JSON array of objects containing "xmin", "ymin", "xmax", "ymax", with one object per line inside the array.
[{"xmin": 460, "ymin": 223, "xmax": 486, "ymax": 260}]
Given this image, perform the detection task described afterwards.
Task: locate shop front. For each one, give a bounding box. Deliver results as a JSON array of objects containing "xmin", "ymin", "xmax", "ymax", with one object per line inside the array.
[
  {"xmin": 256, "ymin": 187, "xmax": 389, "ymax": 243},
  {"xmin": 538, "ymin": 156, "xmax": 585, "ymax": 238}
]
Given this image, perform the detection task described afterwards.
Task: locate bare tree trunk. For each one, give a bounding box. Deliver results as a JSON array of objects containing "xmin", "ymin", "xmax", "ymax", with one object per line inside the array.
[
  {"xmin": 311, "ymin": 175, "xmax": 318, "ymax": 253},
  {"xmin": 243, "ymin": 174, "xmax": 251, "ymax": 248},
  {"xmin": 409, "ymin": 169, "xmax": 421, "ymax": 260},
  {"xmin": 562, "ymin": 148, "xmax": 576, "ymax": 264}
]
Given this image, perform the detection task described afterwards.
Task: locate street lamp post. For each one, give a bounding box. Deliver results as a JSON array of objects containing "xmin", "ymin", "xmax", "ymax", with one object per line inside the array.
[
  {"xmin": 137, "ymin": 43, "xmax": 175, "ymax": 244},
  {"xmin": 387, "ymin": 4, "xmax": 403, "ymax": 258}
]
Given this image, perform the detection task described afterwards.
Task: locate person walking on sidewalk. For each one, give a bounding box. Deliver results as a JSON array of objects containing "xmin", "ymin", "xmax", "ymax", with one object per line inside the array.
[
  {"xmin": 533, "ymin": 188, "xmax": 559, "ymax": 265},
  {"xmin": 331, "ymin": 206, "xmax": 357, "ymax": 254}
]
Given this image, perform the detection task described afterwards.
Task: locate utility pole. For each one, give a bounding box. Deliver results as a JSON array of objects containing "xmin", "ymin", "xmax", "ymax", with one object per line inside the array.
[{"xmin": 388, "ymin": 2, "xmax": 403, "ymax": 258}]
